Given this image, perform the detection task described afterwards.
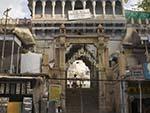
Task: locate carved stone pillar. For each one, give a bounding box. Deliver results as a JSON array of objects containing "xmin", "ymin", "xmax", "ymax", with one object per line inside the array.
[
  {"xmin": 92, "ymin": 1, "xmax": 96, "ymax": 17},
  {"xmin": 102, "ymin": 1, "xmax": 106, "ymax": 17},
  {"xmin": 97, "ymin": 37, "xmax": 106, "ymax": 113},
  {"xmin": 131, "ymin": 18, "xmax": 134, "ymax": 24},
  {"xmin": 103, "ymin": 47, "xmax": 109, "ymax": 72},
  {"xmin": 146, "ymin": 18, "xmax": 149, "ymax": 25},
  {"xmin": 96, "ymin": 24, "xmax": 109, "ymax": 112},
  {"xmin": 112, "ymin": 1, "xmax": 116, "ymax": 17},
  {"xmin": 83, "ymin": 1, "xmax": 86, "ymax": 9},
  {"xmin": 32, "ymin": 1, "xmax": 36, "ymax": 18},
  {"xmin": 121, "ymin": 0, "xmax": 125, "ymax": 16},
  {"xmin": 119, "ymin": 52, "xmax": 126, "ymax": 77},
  {"xmin": 97, "ymin": 37, "xmax": 106, "ymax": 75},
  {"xmin": 71, "ymin": 1, "xmax": 75, "ymax": 10},
  {"xmin": 62, "ymin": 1, "xmax": 65, "ymax": 18},
  {"xmin": 42, "ymin": 1, "xmax": 46, "ymax": 18},
  {"xmin": 59, "ymin": 36, "xmax": 66, "ymax": 113},
  {"xmin": 138, "ymin": 18, "xmax": 142, "ymax": 25},
  {"xmin": 59, "ymin": 37, "xmax": 66, "ymax": 68},
  {"xmin": 52, "ymin": 1, "xmax": 56, "ymax": 17}
]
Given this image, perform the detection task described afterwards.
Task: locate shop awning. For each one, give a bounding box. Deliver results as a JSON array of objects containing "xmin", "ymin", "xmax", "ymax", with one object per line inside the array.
[
  {"xmin": 122, "ymin": 27, "xmax": 141, "ymax": 46},
  {"xmin": 13, "ymin": 27, "xmax": 35, "ymax": 45}
]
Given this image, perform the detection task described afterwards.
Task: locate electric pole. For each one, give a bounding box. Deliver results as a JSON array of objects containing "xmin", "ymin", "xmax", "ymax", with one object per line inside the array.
[{"xmin": 0, "ymin": 8, "xmax": 11, "ymax": 72}]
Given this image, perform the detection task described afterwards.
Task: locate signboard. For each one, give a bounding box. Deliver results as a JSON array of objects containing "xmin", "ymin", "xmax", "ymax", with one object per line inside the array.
[
  {"xmin": 7, "ymin": 102, "xmax": 22, "ymax": 113},
  {"xmin": 143, "ymin": 63, "xmax": 150, "ymax": 79},
  {"xmin": 140, "ymin": 36, "xmax": 148, "ymax": 40},
  {"xmin": 127, "ymin": 65, "xmax": 144, "ymax": 80},
  {"xmin": 49, "ymin": 85, "xmax": 62, "ymax": 101},
  {"xmin": 128, "ymin": 87, "xmax": 150, "ymax": 94},
  {"xmin": 68, "ymin": 9, "xmax": 92, "ymax": 20}
]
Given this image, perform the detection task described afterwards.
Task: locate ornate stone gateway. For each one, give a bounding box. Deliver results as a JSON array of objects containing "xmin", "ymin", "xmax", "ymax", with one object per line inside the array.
[{"xmin": 51, "ymin": 25, "xmax": 110, "ymax": 113}]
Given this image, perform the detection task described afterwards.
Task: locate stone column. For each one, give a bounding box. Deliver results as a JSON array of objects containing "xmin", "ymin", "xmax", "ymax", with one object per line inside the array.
[
  {"xmin": 92, "ymin": 1, "xmax": 96, "ymax": 17},
  {"xmin": 97, "ymin": 39, "xmax": 106, "ymax": 113},
  {"xmin": 119, "ymin": 52, "xmax": 126, "ymax": 77},
  {"xmin": 42, "ymin": 1, "xmax": 46, "ymax": 18},
  {"xmin": 121, "ymin": 0, "xmax": 125, "ymax": 16},
  {"xmin": 103, "ymin": 48, "xmax": 109, "ymax": 70},
  {"xmin": 99, "ymin": 48, "xmax": 108, "ymax": 113},
  {"xmin": 102, "ymin": 1, "xmax": 106, "ymax": 17},
  {"xmin": 96, "ymin": 27, "xmax": 109, "ymax": 112},
  {"xmin": 16, "ymin": 46, "xmax": 20, "ymax": 73},
  {"xmin": 83, "ymin": 1, "xmax": 86, "ymax": 9},
  {"xmin": 112, "ymin": 1, "xmax": 116, "ymax": 17},
  {"xmin": 10, "ymin": 37, "xmax": 15, "ymax": 73},
  {"xmin": 71, "ymin": 1, "xmax": 75, "ymax": 10},
  {"xmin": 131, "ymin": 18, "xmax": 134, "ymax": 24},
  {"xmin": 32, "ymin": 1, "xmax": 36, "ymax": 18},
  {"xmin": 59, "ymin": 36, "xmax": 66, "ymax": 113},
  {"xmin": 146, "ymin": 18, "xmax": 149, "ymax": 25},
  {"xmin": 138, "ymin": 18, "xmax": 142, "ymax": 25},
  {"xmin": 62, "ymin": 1, "xmax": 65, "ymax": 18},
  {"xmin": 52, "ymin": 1, "xmax": 56, "ymax": 17},
  {"xmin": 97, "ymin": 37, "xmax": 106, "ymax": 79}
]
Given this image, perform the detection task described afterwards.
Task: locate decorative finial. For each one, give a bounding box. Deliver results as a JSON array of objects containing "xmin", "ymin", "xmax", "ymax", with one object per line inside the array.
[
  {"xmin": 97, "ymin": 24, "xmax": 104, "ymax": 34},
  {"xmin": 60, "ymin": 24, "xmax": 66, "ymax": 34}
]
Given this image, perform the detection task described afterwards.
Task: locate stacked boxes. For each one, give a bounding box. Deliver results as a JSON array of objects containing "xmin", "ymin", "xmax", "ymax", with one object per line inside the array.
[{"xmin": 22, "ymin": 97, "xmax": 32, "ymax": 113}]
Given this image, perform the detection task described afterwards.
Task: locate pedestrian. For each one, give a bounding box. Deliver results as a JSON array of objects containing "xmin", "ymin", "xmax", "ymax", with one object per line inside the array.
[
  {"xmin": 72, "ymin": 74, "xmax": 78, "ymax": 88},
  {"xmin": 57, "ymin": 105, "xmax": 62, "ymax": 113}
]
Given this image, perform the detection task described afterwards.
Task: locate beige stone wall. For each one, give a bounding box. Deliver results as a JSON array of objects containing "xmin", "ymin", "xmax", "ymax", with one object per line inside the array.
[
  {"xmin": 118, "ymin": 52, "xmax": 126, "ymax": 77},
  {"xmin": 114, "ymin": 82, "xmax": 121, "ymax": 113},
  {"xmin": 108, "ymin": 41, "xmax": 121, "ymax": 56},
  {"xmin": 124, "ymin": 49, "xmax": 138, "ymax": 67}
]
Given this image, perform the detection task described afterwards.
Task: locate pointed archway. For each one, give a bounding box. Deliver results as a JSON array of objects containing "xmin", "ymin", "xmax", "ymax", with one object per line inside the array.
[{"xmin": 51, "ymin": 25, "xmax": 109, "ymax": 113}]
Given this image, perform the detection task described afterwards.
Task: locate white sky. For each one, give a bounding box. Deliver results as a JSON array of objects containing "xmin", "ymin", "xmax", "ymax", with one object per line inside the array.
[
  {"xmin": 124, "ymin": 0, "xmax": 143, "ymax": 10},
  {"xmin": 0, "ymin": 0, "xmax": 30, "ymax": 18},
  {"xmin": 0, "ymin": 0, "xmax": 141, "ymax": 18}
]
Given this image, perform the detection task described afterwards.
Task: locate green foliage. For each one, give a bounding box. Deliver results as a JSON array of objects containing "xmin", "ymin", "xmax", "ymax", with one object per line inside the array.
[{"xmin": 138, "ymin": 0, "xmax": 150, "ymax": 12}]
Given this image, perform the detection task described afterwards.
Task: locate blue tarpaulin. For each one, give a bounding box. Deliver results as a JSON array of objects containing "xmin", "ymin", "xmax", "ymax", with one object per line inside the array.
[{"xmin": 143, "ymin": 63, "xmax": 150, "ymax": 79}]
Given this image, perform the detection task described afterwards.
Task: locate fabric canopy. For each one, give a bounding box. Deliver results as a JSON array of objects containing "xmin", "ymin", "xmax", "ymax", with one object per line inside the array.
[
  {"xmin": 125, "ymin": 10, "xmax": 150, "ymax": 20},
  {"xmin": 122, "ymin": 27, "xmax": 141, "ymax": 46}
]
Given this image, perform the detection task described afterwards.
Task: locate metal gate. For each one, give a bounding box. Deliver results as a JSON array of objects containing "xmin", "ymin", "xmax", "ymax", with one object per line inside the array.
[{"xmin": 66, "ymin": 88, "xmax": 99, "ymax": 113}]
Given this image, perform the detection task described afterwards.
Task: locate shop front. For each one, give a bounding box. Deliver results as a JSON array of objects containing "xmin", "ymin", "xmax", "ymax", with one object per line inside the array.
[
  {"xmin": 0, "ymin": 74, "xmax": 46, "ymax": 113},
  {"xmin": 128, "ymin": 81, "xmax": 150, "ymax": 113}
]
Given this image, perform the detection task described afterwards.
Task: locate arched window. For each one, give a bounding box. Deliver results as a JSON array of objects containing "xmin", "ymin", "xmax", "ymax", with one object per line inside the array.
[
  {"xmin": 115, "ymin": 1, "xmax": 122, "ymax": 15},
  {"xmin": 65, "ymin": 0, "xmax": 72, "ymax": 15},
  {"xmin": 45, "ymin": 1, "xmax": 52, "ymax": 14},
  {"xmin": 106, "ymin": 1, "xmax": 113, "ymax": 14},
  {"xmin": 96, "ymin": 1, "xmax": 103, "ymax": 14},
  {"xmin": 75, "ymin": 0, "xmax": 83, "ymax": 10},
  {"xmin": 35, "ymin": 0, "xmax": 42, "ymax": 14},
  {"xmin": 86, "ymin": 0, "xmax": 93, "ymax": 14},
  {"xmin": 55, "ymin": 1, "xmax": 62, "ymax": 14}
]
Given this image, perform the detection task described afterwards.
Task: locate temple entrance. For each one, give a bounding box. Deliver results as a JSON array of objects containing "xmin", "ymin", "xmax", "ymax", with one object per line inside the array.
[
  {"xmin": 53, "ymin": 27, "xmax": 110, "ymax": 113},
  {"xmin": 65, "ymin": 44, "xmax": 99, "ymax": 113}
]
